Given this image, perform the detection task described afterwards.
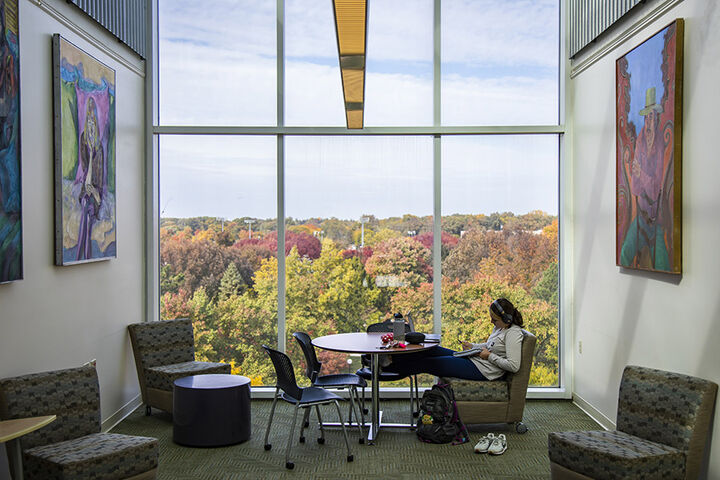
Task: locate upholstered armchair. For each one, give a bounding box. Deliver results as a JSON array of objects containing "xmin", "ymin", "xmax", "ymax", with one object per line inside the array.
[
  {"xmin": 548, "ymin": 365, "xmax": 718, "ymax": 480},
  {"xmin": 441, "ymin": 329, "xmax": 536, "ymax": 433},
  {"xmin": 127, "ymin": 318, "xmax": 230, "ymax": 415},
  {"xmin": 0, "ymin": 364, "xmax": 158, "ymax": 480}
]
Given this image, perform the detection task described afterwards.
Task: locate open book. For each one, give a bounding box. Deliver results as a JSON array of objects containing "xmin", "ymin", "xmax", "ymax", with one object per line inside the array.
[{"xmin": 452, "ymin": 347, "xmax": 483, "ymax": 358}]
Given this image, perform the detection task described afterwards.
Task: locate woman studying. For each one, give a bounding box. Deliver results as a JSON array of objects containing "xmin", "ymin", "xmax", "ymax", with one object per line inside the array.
[{"xmin": 383, "ymin": 298, "xmax": 524, "ymax": 381}]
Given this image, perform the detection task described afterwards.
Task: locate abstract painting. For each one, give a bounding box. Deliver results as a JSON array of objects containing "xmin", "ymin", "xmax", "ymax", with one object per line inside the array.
[
  {"xmin": 0, "ymin": 0, "xmax": 21, "ymax": 283},
  {"xmin": 53, "ymin": 35, "xmax": 116, "ymax": 265},
  {"xmin": 616, "ymin": 19, "xmax": 683, "ymax": 274}
]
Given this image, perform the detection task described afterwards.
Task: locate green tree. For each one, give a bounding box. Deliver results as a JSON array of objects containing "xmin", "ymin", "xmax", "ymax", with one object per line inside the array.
[{"xmin": 218, "ymin": 262, "xmax": 244, "ymax": 299}]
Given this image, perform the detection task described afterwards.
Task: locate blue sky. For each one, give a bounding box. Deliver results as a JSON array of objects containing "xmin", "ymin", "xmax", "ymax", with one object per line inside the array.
[
  {"xmin": 624, "ymin": 26, "xmax": 667, "ymax": 137},
  {"xmin": 158, "ymin": 0, "xmax": 560, "ymax": 220}
]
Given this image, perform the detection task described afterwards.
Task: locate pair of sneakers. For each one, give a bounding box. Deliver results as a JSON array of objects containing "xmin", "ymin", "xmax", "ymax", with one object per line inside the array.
[{"xmin": 473, "ymin": 433, "xmax": 507, "ymax": 455}]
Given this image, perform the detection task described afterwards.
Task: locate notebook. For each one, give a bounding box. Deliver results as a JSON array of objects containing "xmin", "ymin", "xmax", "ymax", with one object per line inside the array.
[{"xmin": 452, "ymin": 347, "xmax": 483, "ymax": 358}]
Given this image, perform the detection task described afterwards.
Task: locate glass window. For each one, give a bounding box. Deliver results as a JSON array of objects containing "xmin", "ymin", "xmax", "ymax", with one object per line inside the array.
[
  {"xmin": 284, "ymin": 136, "xmax": 433, "ymax": 384},
  {"xmin": 442, "ymin": 135, "xmax": 559, "ymax": 387},
  {"xmin": 285, "ymin": 0, "xmax": 345, "ymax": 126},
  {"xmin": 158, "ymin": 1, "xmax": 276, "ymax": 125},
  {"xmin": 441, "ymin": 0, "xmax": 559, "ymax": 125},
  {"xmin": 364, "ymin": 0, "xmax": 433, "ymax": 126},
  {"xmin": 159, "ymin": 136, "xmax": 277, "ymax": 386}
]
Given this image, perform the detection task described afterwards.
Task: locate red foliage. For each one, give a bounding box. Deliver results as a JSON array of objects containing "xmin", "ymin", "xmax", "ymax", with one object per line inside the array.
[
  {"xmin": 413, "ymin": 231, "xmax": 460, "ymax": 250},
  {"xmin": 255, "ymin": 231, "xmax": 322, "ymax": 259}
]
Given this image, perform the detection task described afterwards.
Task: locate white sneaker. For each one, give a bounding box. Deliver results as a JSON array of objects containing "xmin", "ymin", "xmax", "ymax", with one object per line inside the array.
[
  {"xmin": 488, "ymin": 433, "xmax": 507, "ymax": 455},
  {"xmin": 473, "ymin": 433, "xmax": 495, "ymax": 453}
]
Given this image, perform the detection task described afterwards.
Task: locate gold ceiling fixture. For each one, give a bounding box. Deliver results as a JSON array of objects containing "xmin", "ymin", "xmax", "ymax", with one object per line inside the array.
[{"xmin": 332, "ymin": 0, "xmax": 368, "ymax": 129}]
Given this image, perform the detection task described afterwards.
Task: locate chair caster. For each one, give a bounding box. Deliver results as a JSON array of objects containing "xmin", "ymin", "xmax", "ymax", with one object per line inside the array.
[
  {"xmin": 145, "ymin": 406, "xmax": 151, "ymax": 416},
  {"xmin": 264, "ymin": 444, "xmax": 272, "ymax": 451},
  {"xmin": 359, "ymin": 438, "xmax": 365, "ymax": 444},
  {"xmin": 516, "ymin": 422, "xmax": 528, "ymax": 434},
  {"xmin": 413, "ymin": 411, "xmax": 419, "ymax": 418},
  {"xmin": 299, "ymin": 436, "xmax": 305, "ymax": 443},
  {"xmin": 347, "ymin": 455, "xmax": 354, "ymax": 462},
  {"xmin": 285, "ymin": 462, "xmax": 294, "ymax": 470},
  {"xmin": 317, "ymin": 437, "xmax": 325, "ymax": 445}
]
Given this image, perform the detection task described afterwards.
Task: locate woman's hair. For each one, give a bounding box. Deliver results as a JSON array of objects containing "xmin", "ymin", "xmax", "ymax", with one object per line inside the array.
[{"xmin": 491, "ymin": 298, "xmax": 524, "ymax": 328}]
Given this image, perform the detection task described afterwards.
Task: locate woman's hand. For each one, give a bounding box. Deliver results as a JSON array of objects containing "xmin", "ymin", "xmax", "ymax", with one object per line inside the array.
[
  {"xmin": 478, "ymin": 348, "xmax": 491, "ymax": 360},
  {"xmin": 460, "ymin": 341, "xmax": 472, "ymax": 350}
]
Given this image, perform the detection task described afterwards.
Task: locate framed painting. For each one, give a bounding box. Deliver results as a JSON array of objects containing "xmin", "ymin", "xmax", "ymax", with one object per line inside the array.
[
  {"xmin": 53, "ymin": 35, "xmax": 116, "ymax": 265},
  {"xmin": 616, "ymin": 19, "xmax": 683, "ymax": 274},
  {"xmin": 0, "ymin": 0, "xmax": 21, "ymax": 283}
]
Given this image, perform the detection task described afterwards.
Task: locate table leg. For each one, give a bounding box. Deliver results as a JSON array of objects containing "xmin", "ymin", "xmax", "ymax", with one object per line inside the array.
[
  {"xmin": 11, "ymin": 438, "xmax": 23, "ymax": 480},
  {"xmin": 368, "ymin": 353, "xmax": 380, "ymax": 445}
]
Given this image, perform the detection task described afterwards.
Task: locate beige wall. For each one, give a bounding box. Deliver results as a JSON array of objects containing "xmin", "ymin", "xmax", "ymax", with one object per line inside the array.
[
  {"xmin": 0, "ymin": 0, "xmax": 145, "ymax": 426},
  {"xmin": 571, "ymin": 0, "xmax": 720, "ymax": 477}
]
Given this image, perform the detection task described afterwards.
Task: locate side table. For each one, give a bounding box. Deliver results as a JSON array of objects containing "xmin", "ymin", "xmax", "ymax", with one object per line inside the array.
[
  {"xmin": 0, "ymin": 415, "xmax": 56, "ymax": 480},
  {"xmin": 173, "ymin": 374, "xmax": 251, "ymax": 447}
]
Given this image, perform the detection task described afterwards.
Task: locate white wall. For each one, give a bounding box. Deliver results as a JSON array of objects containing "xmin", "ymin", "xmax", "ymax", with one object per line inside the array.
[
  {"xmin": 0, "ymin": 0, "xmax": 145, "ymax": 426},
  {"xmin": 571, "ymin": 0, "xmax": 720, "ymax": 477}
]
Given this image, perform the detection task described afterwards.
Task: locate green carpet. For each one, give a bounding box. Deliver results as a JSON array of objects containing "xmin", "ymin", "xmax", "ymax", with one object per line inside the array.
[{"xmin": 112, "ymin": 399, "xmax": 600, "ymax": 479}]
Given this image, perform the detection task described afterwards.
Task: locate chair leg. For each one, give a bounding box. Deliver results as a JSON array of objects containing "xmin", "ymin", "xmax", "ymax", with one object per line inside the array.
[
  {"xmin": 361, "ymin": 385, "xmax": 368, "ymax": 414},
  {"xmin": 408, "ymin": 376, "xmax": 415, "ymax": 423},
  {"xmin": 285, "ymin": 404, "xmax": 300, "ymax": 469},
  {"xmin": 333, "ymin": 400, "xmax": 353, "ymax": 462},
  {"xmin": 145, "ymin": 405, "xmax": 151, "ymax": 416},
  {"xmin": 413, "ymin": 374, "xmax": 420, "ymax": 417},
  {"xmin": 264, "ymin": 388, "xmax": 280, "ymax": 450},
  {"xmin": 348, "ymin": 386, "xmax": 364, "ymax": 443},
  {"xmin": 315, "ymin": 405, "xmax": 326, "ymax": 444},
  {"xmin": 299, "ymin": 408, "xmax": 311, "ymax": 443}
]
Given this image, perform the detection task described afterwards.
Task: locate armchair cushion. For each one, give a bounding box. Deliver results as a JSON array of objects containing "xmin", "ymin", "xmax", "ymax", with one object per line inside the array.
[
  {"xmin": 23, "ymin": 432, "xmax": 158, "ymax": 480},
  {"xmin": 128, "ymin": 319, "xmax": 197, "ymax": 369},
  {"xmin": 548, "ymin": 430, "xmax": 684, "ymax": 480},
  {"xmin": 439, "ymin": 377, "xmax": 508, "ymax": 402},
  {"xmin": 145, "ymin": 361, "xmax": 231, "ymax": 391}
]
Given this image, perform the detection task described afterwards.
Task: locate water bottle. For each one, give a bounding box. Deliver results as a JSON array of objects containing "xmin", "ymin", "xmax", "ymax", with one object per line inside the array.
[{"xmin": 392, "ymin": 313, "xmax": 405, "ymax": 342}]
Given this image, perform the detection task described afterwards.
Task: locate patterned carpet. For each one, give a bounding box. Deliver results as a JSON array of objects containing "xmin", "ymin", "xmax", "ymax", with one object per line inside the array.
[{"xmin": 112, "ymin": 399, "xmax": 601, "ymax": 479}]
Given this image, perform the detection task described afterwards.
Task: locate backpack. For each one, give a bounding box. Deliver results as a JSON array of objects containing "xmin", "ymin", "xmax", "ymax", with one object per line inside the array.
[{"xmin": 416, "ymin": 383, "xmax": 469, "ymax": 445}]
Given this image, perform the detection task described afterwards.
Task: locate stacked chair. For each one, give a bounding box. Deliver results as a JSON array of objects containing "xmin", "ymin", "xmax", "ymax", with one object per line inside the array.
[
  {"xmin": 293, "ymin": 332, "xmax": 366, "ymax": 443},
  {"xmin": 0, "ymin": 363, "xmax": 158, "ymax": 479},
  {"xmin": 262, "ymin": 345, "xmax": 353, "ymax": 470}
]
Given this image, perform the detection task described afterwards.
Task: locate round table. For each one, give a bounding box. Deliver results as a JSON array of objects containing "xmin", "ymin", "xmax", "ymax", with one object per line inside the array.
[
  {"xmin": 173, "ymin": 374, "xmax": 251, "ymax": 447},
  {"xmin": 312, "ymin": 332, "xmax": 438, "ymax": 444}
]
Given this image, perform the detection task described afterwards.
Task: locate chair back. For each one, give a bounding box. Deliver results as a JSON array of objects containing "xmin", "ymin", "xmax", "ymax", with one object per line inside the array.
[
  {"xmin": 366, "ymin": 320, "xmax": 410, "ymax": 333},
  {"xmin": 292, "ymin": 332, "xmax": 321, "ymax": 382},
  {"xmin": 616, "ymin": 365, "xmax": 718, "ymax": 480},
  {"xmin": 128, "ymin": 318, "xmax": 196, "ymax": 370},
  {"xmin": 0, "ymin": 364, "xmax": 101, "ymax": 450},
  {"xmin": 506, "ymin": 329, "xmax": 536, "ymax": 421},
  {"xmin": 263, "ymin": 345, "xmax": 303, "ymax": 401}
]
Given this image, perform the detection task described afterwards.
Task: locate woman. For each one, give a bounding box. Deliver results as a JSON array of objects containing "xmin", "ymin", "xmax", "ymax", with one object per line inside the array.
[{"xmin": 384, "ymin": 298, "xmax": 524, "ymax": 381}]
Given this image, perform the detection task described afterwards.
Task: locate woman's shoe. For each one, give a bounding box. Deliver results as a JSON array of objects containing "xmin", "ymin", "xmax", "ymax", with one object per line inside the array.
[
  {"xmin": 488, "ymin": 433, "xmax": 507, "ymax": 455},
  {"xmin": 473, "ymin": 433, "xmax": 495, "ymax": 453}
]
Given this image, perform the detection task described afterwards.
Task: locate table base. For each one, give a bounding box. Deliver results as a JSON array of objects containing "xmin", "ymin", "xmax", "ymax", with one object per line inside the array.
[{"xmin": 319, "ymin": 411, "xmax": 417, "ymax": 445}]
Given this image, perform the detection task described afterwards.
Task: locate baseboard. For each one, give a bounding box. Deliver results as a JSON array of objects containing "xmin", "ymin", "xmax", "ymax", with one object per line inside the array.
[
  {"xmin": 102, "ymin": 394, "xmax": 142, "ymax": 432},
  {"xmin": 572, "ymin": 393, "xmax": 615, "ymax": 431}
]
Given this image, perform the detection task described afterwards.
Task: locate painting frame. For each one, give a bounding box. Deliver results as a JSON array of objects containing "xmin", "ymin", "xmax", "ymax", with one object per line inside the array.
[
  {"xmin": 616, "ymin": 19, "xmax": 683, "ymax": 275},
  {"xmin": 0, "ymin": 0, "xmax": 22, "ymax": 284},
  {"xmin": 53, "ymin": 34, "xmax": 117, "ymax": 266}
]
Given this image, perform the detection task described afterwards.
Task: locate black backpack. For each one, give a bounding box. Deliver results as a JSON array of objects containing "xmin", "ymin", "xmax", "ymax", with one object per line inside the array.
[{"xmin": 416, "ymin": 383, "xmax": 469, "ymax": 444}]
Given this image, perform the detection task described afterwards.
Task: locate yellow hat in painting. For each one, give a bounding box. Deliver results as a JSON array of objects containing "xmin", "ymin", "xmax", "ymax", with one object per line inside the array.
[{"xmin": 639, "ymin": 87, "xmax": 663, "ymax": 116}]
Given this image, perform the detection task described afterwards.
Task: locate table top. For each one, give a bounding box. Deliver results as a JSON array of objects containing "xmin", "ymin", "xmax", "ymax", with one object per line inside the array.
[
  {"xmin": 175, "ymin": 374, "xmax": 251, "ymax": 390},
  {"xmin": 0, "ymin": 415, "xmax": 56, "ymax": 443},
  {"xmin": 312, "ymin": 332, "xmax": 438, "ymax": 355}
]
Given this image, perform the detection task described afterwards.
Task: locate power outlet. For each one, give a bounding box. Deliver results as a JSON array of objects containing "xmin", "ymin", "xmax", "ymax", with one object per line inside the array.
[{"xmin": 578, "ymin": 340, "xmax": 583, "ymax": 354}]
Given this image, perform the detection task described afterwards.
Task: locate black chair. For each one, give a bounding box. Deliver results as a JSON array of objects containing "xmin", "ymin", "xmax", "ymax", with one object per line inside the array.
[
  {"xmin": 293, "ymin": 332, "xmax": 366, "ymax": 443},
  {"xmin": 356, "ymin": 320, "xmax": 420, "ymax": 421},
  {"xmin": 262, "ymin": 345, "xmax": 353, "ymax": 470}
]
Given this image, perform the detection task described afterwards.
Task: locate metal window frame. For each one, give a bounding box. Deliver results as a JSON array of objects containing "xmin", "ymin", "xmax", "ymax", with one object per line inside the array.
[{"xmin": 147, "ymin": 0, "xmax": 570, "ymax": 398}]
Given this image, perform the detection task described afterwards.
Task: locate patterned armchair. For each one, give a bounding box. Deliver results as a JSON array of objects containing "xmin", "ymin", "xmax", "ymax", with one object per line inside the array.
[
  {"xmin": 441, "ymin": 329, "xmax": 536, "ymax": 433},
  {"xmin": 0, "ymin": 364, "xmax": 158, "ymax": 480},
  {"xmin": 127, "ymin": 318, "xmax": 231, "ymax": 415},
  {"xmin": 548, "ymin": 365, "xmax": 718, "ymax": 480}
]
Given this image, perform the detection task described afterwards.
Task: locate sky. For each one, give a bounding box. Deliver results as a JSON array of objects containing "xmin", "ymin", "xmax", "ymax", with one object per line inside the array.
[{"xmin": 158, "ymin": 0, "xmax": 560, "ymax": 221}]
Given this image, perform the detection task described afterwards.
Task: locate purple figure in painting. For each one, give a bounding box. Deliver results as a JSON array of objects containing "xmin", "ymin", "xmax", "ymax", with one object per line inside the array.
[
  {"xmin": 621, "ymin": 86, "xmax": 670, "ymax": 269},
  {"xmin": 75, "ymin": 96, "xmax": 105, "ymax": 260}
]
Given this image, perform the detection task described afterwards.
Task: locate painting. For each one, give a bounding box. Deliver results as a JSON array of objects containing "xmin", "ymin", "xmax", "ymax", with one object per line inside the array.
[
  {"xmin": 53, "ymin": 35, "xmax": 116, "ymax": 265},
  {"xmin": 616, "ymin": 19, "xmax": 683, "ymax": 274},
  {"xmin": 0, "ymin": 0, "xmax": 21, "ymax": 283}
]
